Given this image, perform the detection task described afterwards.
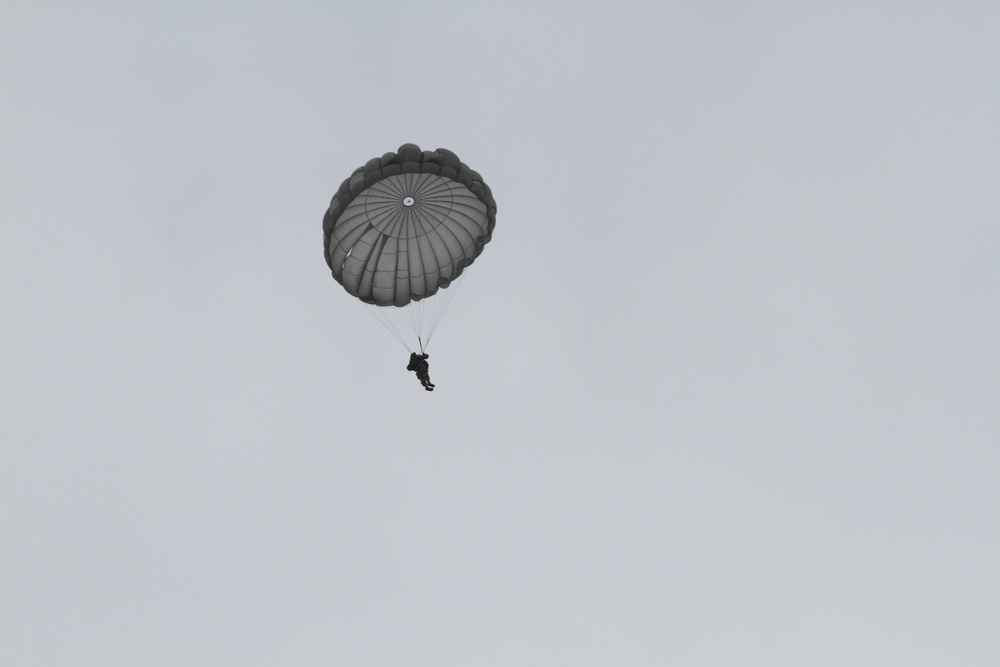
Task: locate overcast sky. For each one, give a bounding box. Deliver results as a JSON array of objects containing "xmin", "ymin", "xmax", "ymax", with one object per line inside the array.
[{"xmin": 3, "ymin": 2, "xmax": 999, "ymax": 666}]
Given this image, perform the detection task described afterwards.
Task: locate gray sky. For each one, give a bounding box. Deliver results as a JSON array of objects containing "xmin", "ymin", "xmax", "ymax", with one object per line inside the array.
[{"xmin": 3, "ymin": 2, "xmax": 999, "ymax": 665}]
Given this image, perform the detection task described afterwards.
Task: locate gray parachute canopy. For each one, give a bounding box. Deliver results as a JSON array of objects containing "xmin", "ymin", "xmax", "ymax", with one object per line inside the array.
[{"xmin": 323, "ymin": 143, "xmax": 497, "ymax": 307}]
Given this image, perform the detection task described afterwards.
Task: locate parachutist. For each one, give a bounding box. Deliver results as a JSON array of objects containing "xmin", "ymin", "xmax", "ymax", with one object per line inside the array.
[{"xmin": 407, "ymin": 352, "xmax": 435, "ymax": 391}]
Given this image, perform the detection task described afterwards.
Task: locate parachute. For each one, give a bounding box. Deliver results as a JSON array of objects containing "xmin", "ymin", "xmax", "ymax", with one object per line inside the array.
[{"xmin": 323, "ymin": 143, "xmax": 496, "ymax": 353}]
